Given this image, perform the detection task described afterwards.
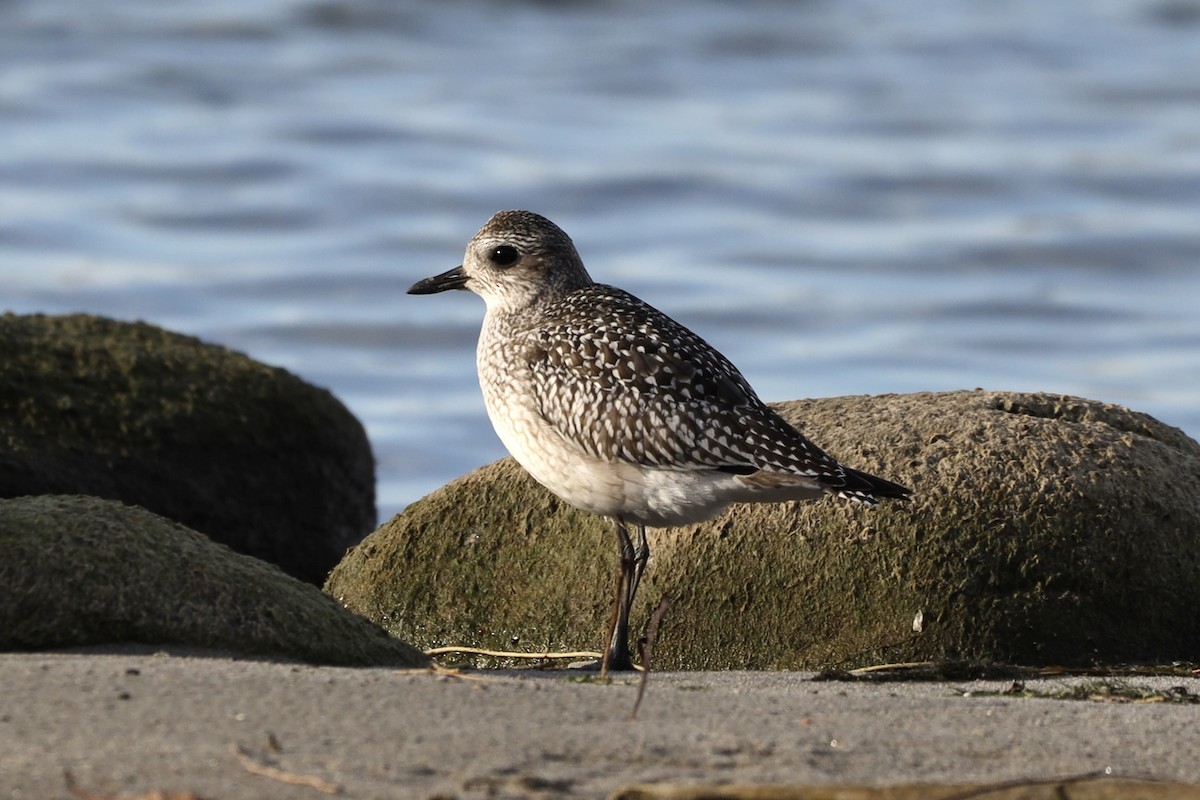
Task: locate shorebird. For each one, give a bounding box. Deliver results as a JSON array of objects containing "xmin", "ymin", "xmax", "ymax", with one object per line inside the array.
[{"xmin": 409, "ymin": 210, "xmax": 910, "ymax": 673}]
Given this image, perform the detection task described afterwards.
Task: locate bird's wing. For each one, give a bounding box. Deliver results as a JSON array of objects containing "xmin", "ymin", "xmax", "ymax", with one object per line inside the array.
[{"xmin": 525, "ymin": 286, "xmax": 848, "ymax": 485}]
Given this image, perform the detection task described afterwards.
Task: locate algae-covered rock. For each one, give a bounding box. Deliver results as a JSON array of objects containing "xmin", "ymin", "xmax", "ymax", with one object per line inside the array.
[
  {"xmin": 0, "ymin": 312, "xmax": 375, "ymax": 584},
  {"xmin": 0, "ymin": 495, "xmax": 427, "ymax": 667},
  {"xmin": 326, "ymin": 390, "xmax": 1200, "ymax": 669}
]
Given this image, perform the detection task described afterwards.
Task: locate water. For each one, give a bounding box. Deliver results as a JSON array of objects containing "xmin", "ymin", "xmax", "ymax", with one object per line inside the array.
[{"xmin": 2, "ymin": 0, "xmax": 1198, "ymax": 523}]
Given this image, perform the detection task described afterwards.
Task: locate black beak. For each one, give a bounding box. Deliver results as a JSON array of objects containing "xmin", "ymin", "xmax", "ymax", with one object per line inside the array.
[{"xmin": 408, "ymin": 265, "xmax": 469, "ymax": 295}]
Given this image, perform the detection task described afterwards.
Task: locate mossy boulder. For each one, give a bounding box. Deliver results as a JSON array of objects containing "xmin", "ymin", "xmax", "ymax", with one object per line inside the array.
[
  {"xmin": 327, "ymin": 390, "xmax": 1200, "ymax": 669},
  {"xmin": 0, "ymin": 495, "xmax": 427, "ymax": 667},
  {"xmin": 0, "ymin": 313, "xmax": 375, "ymax": 584}
]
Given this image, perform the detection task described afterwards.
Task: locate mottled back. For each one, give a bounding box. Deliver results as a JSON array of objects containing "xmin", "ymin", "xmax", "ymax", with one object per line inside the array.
[{"xmin": 519, "ymin": 284, "xmax": 850, "ymax": 484}]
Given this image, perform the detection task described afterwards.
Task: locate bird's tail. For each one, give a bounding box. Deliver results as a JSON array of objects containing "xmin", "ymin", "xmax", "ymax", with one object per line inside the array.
[{"xmin": 836, "ymin": 467, "xmax": 912, "ymax": 506}]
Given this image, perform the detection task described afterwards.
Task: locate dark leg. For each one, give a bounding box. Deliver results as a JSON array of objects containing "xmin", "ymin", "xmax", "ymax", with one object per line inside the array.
[{"xmin": 601, "ymin": 518, "xmax": 650, "ymax": 676}]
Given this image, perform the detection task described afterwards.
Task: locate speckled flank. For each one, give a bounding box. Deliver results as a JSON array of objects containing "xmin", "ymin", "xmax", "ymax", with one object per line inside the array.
[{"xmin": 459, "ymin": 210, "xmax": 910, "ymax": 527}]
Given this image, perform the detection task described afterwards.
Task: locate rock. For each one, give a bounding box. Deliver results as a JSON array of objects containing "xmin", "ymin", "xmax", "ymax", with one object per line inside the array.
[
  {"xmin": 0, "ymin": 313, "xmax": 375, "ymax": 584},
  {"xmin": 0, "ymin": 495, "xmax": 428, "ymax": 667},
  {"xmin": 326, "ymin": 390, "xmax": 1200, "ymax": 669}
]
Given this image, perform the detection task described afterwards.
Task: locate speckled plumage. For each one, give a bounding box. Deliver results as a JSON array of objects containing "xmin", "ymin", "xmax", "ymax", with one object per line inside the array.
[{"xmin": 409, "ymin": 209, "xmax": 910, "ymax": 670}]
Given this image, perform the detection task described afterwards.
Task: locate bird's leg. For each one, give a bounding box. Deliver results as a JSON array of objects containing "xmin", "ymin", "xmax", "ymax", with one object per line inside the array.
[
  {"xmin": 601, "ymin": 518, "xmax": 634, "ymax": 676},
  {"xmin": 601, "ymin": 518, "xmax": 650, "ymax": 676},
  {"xmin": 628, "ymin": 522, "xmax": 649, "ymax": 620}
]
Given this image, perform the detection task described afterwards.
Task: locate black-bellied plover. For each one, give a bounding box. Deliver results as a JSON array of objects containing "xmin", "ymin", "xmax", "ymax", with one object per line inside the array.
[{"xmin": 409, "ymin": 210, "xmax": 911, "ymax": 673}]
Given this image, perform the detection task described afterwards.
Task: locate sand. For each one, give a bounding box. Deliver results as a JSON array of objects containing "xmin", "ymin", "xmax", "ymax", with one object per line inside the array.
[{"xmin": 3, "ymin": 650, "xmax": 1197, "ymax": 799}]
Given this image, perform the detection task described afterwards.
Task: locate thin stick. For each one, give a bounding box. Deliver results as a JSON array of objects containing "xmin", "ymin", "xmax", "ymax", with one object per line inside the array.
[
  {"xmin": 847, "ymin": 661, "xmax": 936, "ymax": 675},
  {"xmin": 937, "ymin": 770, "xmax": 1117, "ymax": 800},
  {"xmin": 631, "ymin": 595, "xmax": 670, "ymax": 720},
  {"xmin": 63, "ymin": 771, "xmax": 202, "ymax": 800},
  {"xmin": 423, "ymin": 645, "xmax": 603, "ymax": 661},
  {"xmin": 229, "ymin": 744, "xmax": 341, "ymax": 794}
]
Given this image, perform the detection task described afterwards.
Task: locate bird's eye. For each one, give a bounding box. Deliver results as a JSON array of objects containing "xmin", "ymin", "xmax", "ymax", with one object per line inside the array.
[{"xmin": 489, "ymin": 245, "xmax": 520, "ymax": 267}]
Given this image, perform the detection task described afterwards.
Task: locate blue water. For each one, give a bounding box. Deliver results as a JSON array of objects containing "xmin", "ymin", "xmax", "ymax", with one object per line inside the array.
[{"xmin": 3, "ymin": 0, "xmax": 1198, "ymax": 522}]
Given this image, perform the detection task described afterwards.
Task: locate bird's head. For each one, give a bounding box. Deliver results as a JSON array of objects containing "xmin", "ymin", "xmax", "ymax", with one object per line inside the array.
[{"xmin": 408, "ymin": 210, "xmax": 593, "ymax": 313}]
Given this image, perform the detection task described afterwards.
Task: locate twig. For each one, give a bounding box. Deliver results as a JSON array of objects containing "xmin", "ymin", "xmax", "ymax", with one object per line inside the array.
[
  {"xmin": 937, "ymin": 769, "xmax": 1118, "ymax": 800},
  {"xmin": 403, "ymin": 663, "xmax": 510, "ymax": 683},
  {"xmin": 64, "ymin": 771, "xmax": 203, "ymax": 800},
  {"xmin": 847, "ymin": 660, "xmax": 936, "ymax": 675},
  {"xmin": 424, "ymin": 645, "xmax": 604, "ymax": 662},
  {"xmin": 229, "ymin": 744, "xmax": 341, "ymax": 794},
  {"xmin": 631, "ymin": 595, "xmax": 671, "ymax": 720}
]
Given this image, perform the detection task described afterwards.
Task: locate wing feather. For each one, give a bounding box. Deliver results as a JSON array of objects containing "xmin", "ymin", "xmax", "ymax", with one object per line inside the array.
[{"xmin": 524, "ymin": 285, "xmax": 848, "ymax": 485}]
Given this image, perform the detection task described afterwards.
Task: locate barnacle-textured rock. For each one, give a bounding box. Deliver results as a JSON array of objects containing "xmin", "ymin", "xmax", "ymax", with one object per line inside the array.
[
  {"xmin": 0, "ymin": 495, "xmax": 426, "ymax": 667},
  {"xmin": 0, "ymin": 312, "xmax": 375, "ymax": 584},
  {"xmin": 327, "ymin": 390, "xmax": 1200, "ymax": 668}
]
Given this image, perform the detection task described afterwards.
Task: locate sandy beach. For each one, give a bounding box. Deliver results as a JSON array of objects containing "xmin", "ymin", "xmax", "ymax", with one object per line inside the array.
[{"xmin": 3, "ymin": 650, "xmax": 1197, "ymax": 799}]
